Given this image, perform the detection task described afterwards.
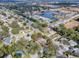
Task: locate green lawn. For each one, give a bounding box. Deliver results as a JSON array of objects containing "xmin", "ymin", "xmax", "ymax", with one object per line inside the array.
[{"xmin": 12, "ymin": 28, "xmax": 19, "ymax": 34}]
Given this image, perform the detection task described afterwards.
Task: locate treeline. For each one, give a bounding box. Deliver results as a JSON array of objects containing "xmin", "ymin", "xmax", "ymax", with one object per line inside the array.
[{"xmin": 53, "ymin": 24, "xmax": 79, "ymax": 41}]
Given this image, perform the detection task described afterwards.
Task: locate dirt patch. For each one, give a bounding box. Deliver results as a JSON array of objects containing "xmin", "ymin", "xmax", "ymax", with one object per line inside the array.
[{"xmin": 64, "ymin": 20, "xmax": 79, "ymax": 29}]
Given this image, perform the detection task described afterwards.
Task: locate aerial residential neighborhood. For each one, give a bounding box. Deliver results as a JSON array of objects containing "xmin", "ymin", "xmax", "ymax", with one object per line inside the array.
[{"xmin": 0, "ymin": 0, "xmax": 79, "ymax": 58}]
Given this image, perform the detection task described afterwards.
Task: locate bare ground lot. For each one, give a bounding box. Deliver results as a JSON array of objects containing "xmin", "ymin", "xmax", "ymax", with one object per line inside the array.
[{"xmin": 64, "ymin": 20, "xmax": 79, "ymax": 29}]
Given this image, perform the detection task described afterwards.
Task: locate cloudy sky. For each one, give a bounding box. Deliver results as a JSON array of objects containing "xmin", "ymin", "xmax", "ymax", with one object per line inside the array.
[
  {"xmin": 1, "ymin": 0, "xmax": 79, "ymax": 2},
  {"xmin": 16, "ymin": 0, "xmax": 79, "ymax": 2}
]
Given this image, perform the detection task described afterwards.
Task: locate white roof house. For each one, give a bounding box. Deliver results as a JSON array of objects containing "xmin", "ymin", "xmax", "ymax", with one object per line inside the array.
[
  {"xmin": 69, "ymin": 40, "xmax": 77, "ymax": 46},
  {"xmin": 73, "ymin": 48, "xmax": 79, "ymax": 57}
]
